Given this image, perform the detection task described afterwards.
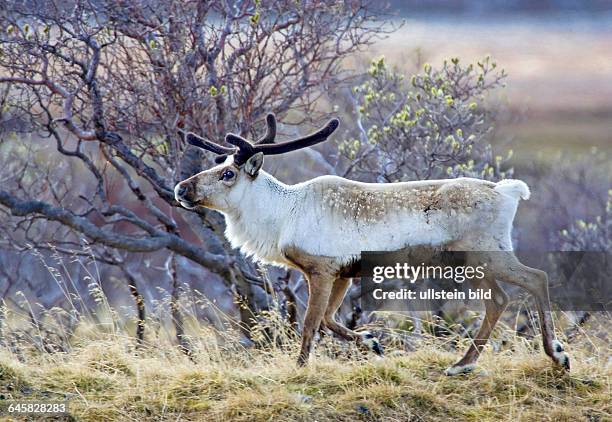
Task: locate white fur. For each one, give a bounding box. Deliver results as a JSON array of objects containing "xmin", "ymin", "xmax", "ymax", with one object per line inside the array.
[
  {"xmin": 494, "ymin": 179, "xmax": 531, "ymax": 200},
  {"xmin": 551, "ymin": 339, "xmax": 569, "ymax": 366},
  {"xmin": 359, "ymin": 331, "xmax": 376, "ymax": 346},
  {"xmin": 218, "ymin": 170, "xmax": 530, "ymax": 266},
  {"xmin": 444, "ymin": 363, "xmax": 476, "ymax": 376}
]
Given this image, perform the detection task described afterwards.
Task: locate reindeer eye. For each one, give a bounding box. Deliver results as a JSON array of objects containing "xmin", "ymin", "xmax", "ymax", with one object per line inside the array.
[{"xmin": 221, "ymin": 169, "xmax": 235, "ymax": 181}]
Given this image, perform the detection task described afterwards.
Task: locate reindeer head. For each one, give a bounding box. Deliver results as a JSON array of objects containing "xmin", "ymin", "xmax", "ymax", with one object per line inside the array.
[{"xmin": 174, "ymin": 114, "xmax": 339, "ymax": 212}]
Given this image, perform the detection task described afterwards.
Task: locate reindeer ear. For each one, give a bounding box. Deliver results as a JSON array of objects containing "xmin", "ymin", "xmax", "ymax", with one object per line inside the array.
[{"xmin": 244, "ymin": 152, "xmax": 264, "ymax": 177}]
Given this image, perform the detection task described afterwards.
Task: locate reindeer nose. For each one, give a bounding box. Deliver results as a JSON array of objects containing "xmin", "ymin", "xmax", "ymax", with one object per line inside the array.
[
  {"xmin": 175, "ymin": 182, "xmax": 193, "ymax": 203},
  {"xmin": 175, "ymin": 182, "xmax": 198, "ymax": 208},
  {"xmin": 176, "ymin": 184, "xmax": 188, "ymax": 198}
]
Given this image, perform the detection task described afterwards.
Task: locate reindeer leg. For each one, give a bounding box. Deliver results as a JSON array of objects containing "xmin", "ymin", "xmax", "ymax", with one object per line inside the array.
[
  {"xmin": 445, "ymin": 278, "xmax": 508, "ymax": 375},
  {"xmin": 323, "ymin": 277, "xmax": 383, "ymax": 355},
  {"xmin": 492, "ymin": 254, "xmax": 570, "ymax": 370},
  {"xmin": 297, "ymin": 272, "xmax": 334, "ymax": 366}
]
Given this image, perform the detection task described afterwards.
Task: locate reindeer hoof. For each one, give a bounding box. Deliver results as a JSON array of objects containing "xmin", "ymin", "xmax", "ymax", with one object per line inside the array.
[
  {"xmin": 296, "ymin": 354, "xmax": 309, "ymax": 367},
  {"xmin": 552, "ymin": 340, "xmax": 570, "ymax": 371},
  {"xmin": 444, "ymin": 363, "xmax": 476, "ymax": 376},
  {"xmin": 371, "ymin": 339, "xmax": 384, "ymax": 356},
  {"xmin": 361, "ymin": 332, "xmax": 384, "ymax": 356}
]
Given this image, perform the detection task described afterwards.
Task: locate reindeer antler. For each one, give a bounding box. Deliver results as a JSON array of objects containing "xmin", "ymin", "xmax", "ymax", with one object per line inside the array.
[
  {"xmin": 213, "ymin": 113, "xmax": 278, "ymax": 164},
  {"xmin": 227, "ymin": 118, "xmax": 338, "ymax": 165},
  {"xmin": 255, "ymin": 113, "xmax": 277, "ymax": 145},
  {"xmin": 179, "ymin": 130, "xmax": 237, "ymax": 155},
  {"xmin": 186, "ymin": 114, "xmax": 339, "ymax": 166}
]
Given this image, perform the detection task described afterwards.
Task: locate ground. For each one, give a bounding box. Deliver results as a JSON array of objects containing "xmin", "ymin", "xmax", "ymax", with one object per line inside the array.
[{"xmin": 0, "ymin": 318, "xmax": 609, "ymax": 422}]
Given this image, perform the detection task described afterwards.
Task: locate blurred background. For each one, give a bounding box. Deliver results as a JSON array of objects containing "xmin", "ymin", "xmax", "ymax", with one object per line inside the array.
[{"xmin": 0, "ymin": 0, "xmax": 609, "ymax": 354}]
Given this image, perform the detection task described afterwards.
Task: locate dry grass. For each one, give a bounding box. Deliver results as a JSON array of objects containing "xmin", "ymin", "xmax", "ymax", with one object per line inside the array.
[{"xmin": 0, "ymin": 316, "xmax": 609, "ymax": 422}]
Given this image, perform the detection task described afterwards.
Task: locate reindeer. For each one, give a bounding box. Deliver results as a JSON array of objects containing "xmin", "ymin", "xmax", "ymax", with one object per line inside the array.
[{"xmin": 175, "ymin": 115, "xmax": 570, "ymax": 374}]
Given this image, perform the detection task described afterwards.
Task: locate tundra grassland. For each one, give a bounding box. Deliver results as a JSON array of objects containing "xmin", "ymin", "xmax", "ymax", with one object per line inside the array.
[{"xmin": 0, "ymin": 309, "xmax": 610, "ymax": 422}]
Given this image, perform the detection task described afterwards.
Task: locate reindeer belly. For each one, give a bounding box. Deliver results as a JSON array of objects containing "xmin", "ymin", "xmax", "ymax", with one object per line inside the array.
[{"xmin": 289, "ymin": 209, "xmax": 452, "ymax": 258}]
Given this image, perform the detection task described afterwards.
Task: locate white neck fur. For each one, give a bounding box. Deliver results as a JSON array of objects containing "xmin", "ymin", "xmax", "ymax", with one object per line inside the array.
[{"xmin": 221, "ymin": 171, "xmax": 300, "ymax": 263}]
